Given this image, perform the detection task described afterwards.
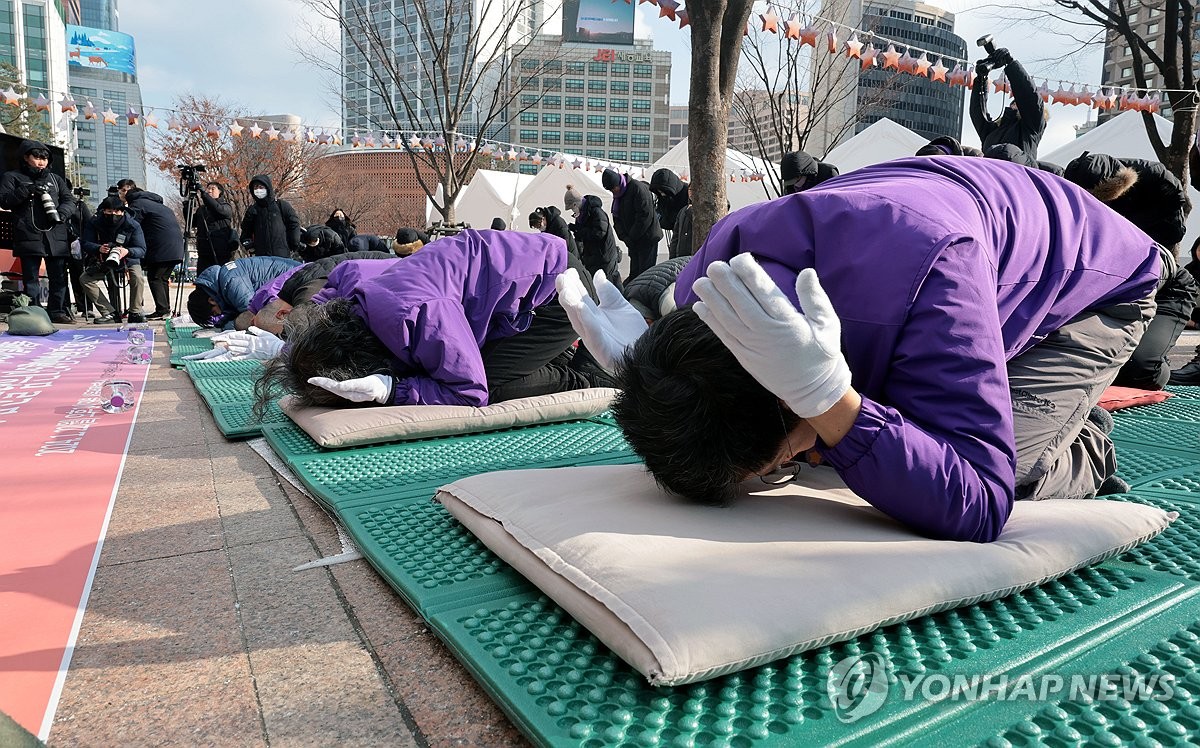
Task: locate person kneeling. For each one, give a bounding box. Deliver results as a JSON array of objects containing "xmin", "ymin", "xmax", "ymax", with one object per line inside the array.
[{"xmin": 253, "ymin": 229, "xmax": 612, "ymax": 418}]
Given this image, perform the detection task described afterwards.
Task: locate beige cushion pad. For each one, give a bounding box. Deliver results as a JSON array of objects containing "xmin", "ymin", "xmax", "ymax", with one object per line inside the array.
[
  {"xmin": 280, "ymin": 388, "xmax": 618, "ymax": 448},
  {"xmin": 436, "ymin": 463, "xmax": 1174, "ymax": 686}
]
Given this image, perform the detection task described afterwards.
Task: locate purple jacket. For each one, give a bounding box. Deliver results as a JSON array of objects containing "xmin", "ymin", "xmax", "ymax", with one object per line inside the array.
[
  {"xmin": 315, "ymin": 229, "xmax": 566, "ymax": 406},
  {"xmin": 676, "ymin": 157, "xmax": 1161, "ymax": 542},
  {"xmin": 248, "ymin": 263, "xmax": 304, "ymax": 313}
]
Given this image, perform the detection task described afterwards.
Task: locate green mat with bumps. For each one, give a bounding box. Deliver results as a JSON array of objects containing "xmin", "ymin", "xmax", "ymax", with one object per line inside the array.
[
  {"xmin": 253, "ymin": 388, "xmax": 1200, "ymax": 746},
  {"xmin": 168, "ymin": 336, "xmax": 214, "ymax": 367},
  {"xmin": 164, "ymin": 318, "xmax": 200, "ymax": 340},
  {"xmin": 184, "ymin": 359, "xmax": 287, "ymax": 438}
]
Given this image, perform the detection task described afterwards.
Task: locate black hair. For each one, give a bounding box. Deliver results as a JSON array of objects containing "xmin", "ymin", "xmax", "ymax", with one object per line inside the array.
[
  {"xmin": 206, "ymin": 182, "xmax": 224, "ymax": 196},
  {"xmin": 611, "ymin": 307, "xmax": 800, "ymax": 505},
  {"xmin": 116, "ymin": 178, "xmax": 137, "ymax": 189},
  {"xmin": 528, "ymin": 210, "xmax": 546, "ymax": 227},
  {"xmin": 253, "ymin": 297, "xmax": 395, "ymax": 421},
  {"xmin": 187, "ymin": 288, "xmax": 218, "ymax": 327}
]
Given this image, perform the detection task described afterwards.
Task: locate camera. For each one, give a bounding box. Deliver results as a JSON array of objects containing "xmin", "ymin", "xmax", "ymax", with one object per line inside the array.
[
  {"xmin": 977, "ymin": 35, "xmax": 996, "ymax": 56},
  {"xmin": 35, "ymin": 183, "xmax": 61, "ymax": 223},
  {"xmin": 73, "ymin": 186, "xmax": 91, "ymax": 198},
  {"xmin": 104, "ymin": 233, "xmax": 128, "ymax": 267},
  {"xmin": 178, "ymin": 163, "xmax": 206, "ymax": 198}
]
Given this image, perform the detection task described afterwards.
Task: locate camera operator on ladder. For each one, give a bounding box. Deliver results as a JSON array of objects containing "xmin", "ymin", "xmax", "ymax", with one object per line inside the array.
[
  {"xmin": 0, "ymin": 139, "xmax": 77, "ymax": 323},
  {"xmin": 970, "ymin": 36, "xmax": 1047, "ymax": 159},
  {"xmin": 79, "ymin": 196, "xmax": 147, "ymax": 324}
]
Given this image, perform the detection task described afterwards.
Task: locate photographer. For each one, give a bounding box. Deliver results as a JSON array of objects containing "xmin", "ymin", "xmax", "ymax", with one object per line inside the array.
[
  {"xmin": 970, "ymin": 39, "xmax": 1047, "ymax": 159},
  {"xmin": 118, "ymin": 179, "xmax": 185, "ymax": 320},
  {"xmin": 0, "ymin": 139, "xmax": 77, "ymax": 323},
  {"xmin": 79, "ymin": 196, "xmax": 147, "ymax": 324},
  {"xmin": 195, "ymin": 181, "xmax": 235, "ymax": 271}
]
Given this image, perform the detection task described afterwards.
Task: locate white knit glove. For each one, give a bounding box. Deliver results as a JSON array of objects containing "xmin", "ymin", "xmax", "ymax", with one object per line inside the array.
[
  {"xmin": 693, "ymin": 255, "xmax": 851, "ymax": 419},
  {"xmin": 307, "ymin": 373, "xmax": 393, "ymax": 404},
  {"xmin": 183, "ymin": 347, "xmax": 234, "ymax": 361},
  {"xmin": 225, "ymin": 326, "xmax": 285, "ymax": 360},
  {"xmin": 555, "ymin": 267, "xmax": 649, "ymax": 371}
]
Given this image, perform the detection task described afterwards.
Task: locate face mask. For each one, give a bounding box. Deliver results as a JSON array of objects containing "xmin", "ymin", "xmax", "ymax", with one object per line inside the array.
[
  {"xmin": 253, "ymin": 188, "xmax": 268, "ymax": 199},
  {"xmin": 106, "ymin": 214, "xmax": 122, "ymax": 224}
]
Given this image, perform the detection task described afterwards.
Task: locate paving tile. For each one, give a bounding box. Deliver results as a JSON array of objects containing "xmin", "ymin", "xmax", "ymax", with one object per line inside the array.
[
  {"xmin": 99, "ymin": 486, "xmax": 223, "ymax": 566},
  {"xmin": 216, "ymin": 477, "xmax": 303, "ymax": 548},
  {"xmin": 329, "ymin": 560, "xmax": 425, "ymax": 650},
  {"xmin": 250, "ymin": 641, "xmax": 415, "ymax": 747},
  {"xmin": 117, "ymin": 445, "xmax": 215, "ymax": 492}
]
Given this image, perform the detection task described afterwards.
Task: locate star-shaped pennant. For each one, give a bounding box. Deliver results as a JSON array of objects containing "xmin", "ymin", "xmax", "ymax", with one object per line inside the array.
[
  {"xmin": 784, "ymin": 15, "xmax": 801, "ymax": 40},
  {"xmin": 101, "ymin": 108, "xmax": 118, "ymax": 125},
  {"xmin": 58, "ymin": 93, "xmax": 77, "ymax": 113},
  {"xmin": 125, "ymin": 106, "xmax": 139, "ymax": 125},
  {"xmin": 166, "ymin": 116, "xmax": 182, "ymax": 131},
  {"xmin": 229, "ymin": 120, "xmax": 244, "ymax": 137},
  {"xmin": 760, "ymin": 10, "xmax": 779, "ymax": 33},
  {"xmin": 280, "ymin": 128, "xmax": 296, "ymax": 142},
  {"xmin": 896, "ymin": 51, "xmax": 914, "ymax": 74},
  {"xmin": 317, "ymin": 130, "xmax": 332, "ymax": 145},
  {"xmin": 143, "ymin": 113, "xmax": 159, "ymax": 128},
  {"xmin": 265, "ymin": 125, "xmax": 281, "ymax": 141},
  {"xmin": 206, "ymin": 121, "xmax": 222, "ymax": 139},
  {"xmin": 860, "ymin": 44, "xmax": 878, "ymax": 70},
  {"xmin": 825, "ymin": 29, "xmax": 838, "ymax": 54},
  {"xmin": 844, "ymin": 34, "xmax": 863, "ymax": 59},
  {"xmin": 34, "ymin": 94, "xmax": 51, "ymax": 112},
  {"xmin": 798, "ymin": 24, "xmax": 819, "ymax": 48},
  {"xmin": 1, "ymin": 87, "xmax": 21, "ymax": 106},
  {"xmin": 188, "ymin": 118, "xmax": 205, "ymax": 133},
  {"xmin": 249, "ymin": 122, "xmax": 263, "ymax": 138},
  {"xmin": 947, "ymin": 64, "xmax": 966, "ymax": 87},
  {"xmin": 658, "ymin": 0, "xmax": 677, "ymax": 21},
  {"xmin": 929, "ymin": 58, "xmax": 948, "ymax": 82},
  {"xmin": 83, "ymin": 101, "xmax": 98, "ymax": 120},
  {"xmin": 677, "ymin": 9, "xmax": 688, "ymax": 28},
  {"xmin": 571, "ymin": 157, "xmax": 583, "ymax": 169},
  {"xmin": 913, "ymin": 53, "xmax": 932, "ymax": 77},
  {"xmin": 881, "ymin": 45, "xmax": 901, "ymax": 70},
  {"xmin": 381, "ymin": 134, "xmax": 393, "ymax": 148}
]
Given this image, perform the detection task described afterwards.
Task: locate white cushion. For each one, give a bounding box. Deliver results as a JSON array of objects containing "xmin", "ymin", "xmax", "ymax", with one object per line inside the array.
[
  {"xmin": 280, "ymin": 388, "xmax": 618, "ymax": 448},
  {"xmin": 436, "ymin": 464, "xmax": 1174, "ymax": 686}
]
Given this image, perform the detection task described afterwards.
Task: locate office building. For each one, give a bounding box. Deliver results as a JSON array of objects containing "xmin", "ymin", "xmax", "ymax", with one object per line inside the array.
[
  {"xmin": 809, "ymin": 0, "xmax": 966, "ymax": 153},
  {"xmin": 1, "ymin": 0, "xmax": 70, "ymax": 137},
  {"xmin": 1099, "ymin": 2, "xmax": 1182, "ymax": 121}
]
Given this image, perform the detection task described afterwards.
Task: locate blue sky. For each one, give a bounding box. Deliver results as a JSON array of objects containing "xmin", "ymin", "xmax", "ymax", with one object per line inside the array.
[{"xmin": 118, "ymin": 0, "xmax": 1103, "ymax": 154}]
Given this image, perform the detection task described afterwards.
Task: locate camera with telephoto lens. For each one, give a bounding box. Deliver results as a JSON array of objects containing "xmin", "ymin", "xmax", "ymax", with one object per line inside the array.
[
  {"xmin": 35, "ymin": 183, "xmax": 61, "ymax": 223},
  {"xmin": 104, "ymin": 232, "xmax": 128, "ymax": 267},
  {"xmin": 178, "ymin": 163, "xmax": 206, "ymax": 197}
]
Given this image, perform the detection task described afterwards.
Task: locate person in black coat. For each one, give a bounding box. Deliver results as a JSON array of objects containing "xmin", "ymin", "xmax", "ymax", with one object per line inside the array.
[
  {"xmin": 649, "ymin": 169, "xmax": 696, "ymax": 258},
  {"xmin": 351, "ymin": 233, "xmax": 393, "ymax": 254},
  {"xmin": 568, "ymin": 194, "xmax": 622, "ymax": 290},
  {"xmin": 779, "ymin": 151, "xmax": 840, "ymax": 195},
  {"xmin": 602, "ymin": 169, "xmax": 662, "ymax": 281},
  {"xmin": 240, "ymin": 174, "xmax": 302, "ymax": 258},
  {"xmin": 0, "ymin": 139, "xmax": 77, "ymax": 322},
  {"xmin": 325, "ymin": 208, "xmax": 356, "ymax": 245},
  {"xmin": 529, "ymin": 206, "xmax": 579, "ymax": 259},
  {"xmin": 196, "ymin": 182, "xmax": 236, "ymax": 271},
  {"xmin": 298, "ymin": 225, "xmax": 347, "ymax": 262},
  {"xmin": 970, "ymin": 47, "xmax": 1047, "ymax": 159},
  {"xmin": 119, "ymin": 180, "xmax": 186, "ymax": 319},
  {"xmin": 79, "ymin": 196, "xmax": 148, "ymax": 323},
  {"xmin": 983, "ymin": 144, "xmax": 1065, "ymax": 176},
  {"xmin": 1062, "ymin": 152, "xmax": 1197, "ymax": 389}
]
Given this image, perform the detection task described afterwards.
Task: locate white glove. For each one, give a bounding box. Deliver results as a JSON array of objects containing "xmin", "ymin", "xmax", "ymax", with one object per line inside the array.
[
  {"xmin": 182, "ymin": 347, "xmax": 234, "ymax": 361},
  {"xmin": 555, "ymin": 267, "xmax": 649, "ymax": 371},
  {"xmin": 226, "ymin": 326, "xmax": 284, "ymax": 360},
  {"xmin": 693, "ymin": 255, "xmax": 851, "ymax": 419},
  {"xmin": 307, "ymin": 373, "xmax": 393, "ymax": 404},
  {"xmin": 208, "ymin": 331, "xmax": 237, "ymax": 344}
]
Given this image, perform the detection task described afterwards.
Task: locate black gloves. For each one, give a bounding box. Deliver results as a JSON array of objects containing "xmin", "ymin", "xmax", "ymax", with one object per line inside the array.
[
  {"xmin": 990, "ymin": 47, "xmax": 1013, "ymax": 67},
  {"xmin": 12, "ymin": 181, "xmax": 34, "ymax": 202},
  {"xmin": 975, "ymin": 60, "xmax": 992, "ymax": 79}
]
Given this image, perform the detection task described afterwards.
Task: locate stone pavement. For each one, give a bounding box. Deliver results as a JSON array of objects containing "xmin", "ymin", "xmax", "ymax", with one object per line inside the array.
[{"xmin": 46, "ymin": 327, "xmax": 527, "ymax": 746}]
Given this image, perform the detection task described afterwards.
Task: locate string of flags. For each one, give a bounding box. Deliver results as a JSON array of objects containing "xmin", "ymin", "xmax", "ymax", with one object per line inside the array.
[{"xmin": 638, "ymin": 0, "xmax": 1184, "ymax": 113}]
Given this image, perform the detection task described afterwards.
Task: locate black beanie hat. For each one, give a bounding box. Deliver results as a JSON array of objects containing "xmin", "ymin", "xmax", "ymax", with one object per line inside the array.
[
  {"xmin": 395, "ymin": 227, "xmax": 421, "ymax": 243},
  {"xmin": 490, "ymin": 217, "xmax": 507, "ymax": 231},
  {"xmin": 601, "ymin": 169, "xmax": 622, "ymax": 191},
  {"xmin": 98, "ymin": 196, "xmax": 126, "ymax": 212}
]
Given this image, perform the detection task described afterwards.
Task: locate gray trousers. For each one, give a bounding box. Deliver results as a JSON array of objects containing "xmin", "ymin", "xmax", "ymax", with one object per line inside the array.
[
  {"xmin": 82, "ymin": 263, "xmax": 147, "ymax": 316},
  {"xmin": 1011, "ymin": 295, "xmax": 1155, "ymax": 501}
]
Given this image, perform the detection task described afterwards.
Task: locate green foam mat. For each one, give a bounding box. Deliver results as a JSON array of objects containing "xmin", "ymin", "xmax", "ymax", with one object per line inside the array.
[
  {"xmin": 263, "ymin": 419, "xmax": 636, "ymax": 510},
  {"xmin": 192, "ymin": 377, "xmax": 286, "ymax": 439},
  {"xmin": 168, "ymin": 337, "xmax": 214, "ymax": 367},
  {"xmin": 184, "ymin": 359, "xmax": 263, "ymax": 380},
  {"xmin": 164, "ymin": 318, "xmax": 200, "ymax": 339},
  {"xmin": 252, "ymin": 394, "xmax": 1200, "ymax": 746}
]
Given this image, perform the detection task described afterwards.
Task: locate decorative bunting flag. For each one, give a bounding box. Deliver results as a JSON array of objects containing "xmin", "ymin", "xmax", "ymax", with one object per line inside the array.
[{"xmin": 101, "ymin": 108, "xmax": 118, "ymax": 125}]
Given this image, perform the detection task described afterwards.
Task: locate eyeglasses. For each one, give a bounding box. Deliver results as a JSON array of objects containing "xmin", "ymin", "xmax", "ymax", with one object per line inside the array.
[{"xmin": 759, "ymin": 460, "xmax": 803, "ymax": 485}]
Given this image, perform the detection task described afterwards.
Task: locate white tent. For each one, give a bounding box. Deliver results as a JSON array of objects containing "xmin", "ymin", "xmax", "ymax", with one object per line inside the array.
[
  {"xmin": 1043, "ymin": 110, "xmax": 1198, "ymax": 253},
  {"xmin": 651, "ymin": 137, "xmax": 777, "ymax": 211},
  {"xmin": 823, "ymin": 118, "xmax": 928, "ymax": 173},
  {"xmin": 426, "ymin": 169, "xmax": 534, "ymax": 229},
  {"xmin": 512, "ymin": 165, "xmax": 609, "ymax": 233}
]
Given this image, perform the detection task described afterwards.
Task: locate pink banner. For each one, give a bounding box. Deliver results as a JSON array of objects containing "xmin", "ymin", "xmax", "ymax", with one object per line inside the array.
[{"xmin": 0, "ymin": 329, "xmax": 152, "ymax": 739}]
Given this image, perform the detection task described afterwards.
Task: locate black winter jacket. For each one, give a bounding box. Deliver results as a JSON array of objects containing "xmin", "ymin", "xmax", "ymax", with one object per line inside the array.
[
  {"xmin": 349, "ymin": 234, "xmax": 391, "ymax": 254},
  {"xmin": 325, "ymin": 215, "xmax": 356, "ymax": 245},
  {"xmin": 1065, "ymin": 154, "xmax": 1189, "ymax": 250},
  {"xmin": 81, "ymin": 213, "xmax": 147, "ymax": 267},
  {"xmin": 570, "ymin": 195, "xmax": 620, "ymax": 278},
  {"xmin": 649, "ymin": 169, "xmax": 690, "ymax": 231},
  {"xmin": 125, "ymin": 189, "xmax": 185, "ymax": 265},
  {"xmin": 240, "ymin": 174, "xmax": 301, "ymax": 258},
  {"xmin": 970, "ymin": 60, "xmax": 1047, "ymax": 159},
  {"xmin": 611, "ymin": 177, "xmax": 662, "ymax": 248},
  {"xmin": 196, "ymin": 191, "xmax": 235, "ymax": 267},
  {"xmin": 299, "ymin": 225, "xmax": 346, "ymax": 262},
  {"xmin": 624, "ymin": 256, "xmax": 691, "ymax": 320},
  {"xmin": 538, "ymin": 205, "xmax": 579, "ymax": 259},
  {"xmin": 0, "ymin": 140, "xmax": 76, "ymax": 258}
]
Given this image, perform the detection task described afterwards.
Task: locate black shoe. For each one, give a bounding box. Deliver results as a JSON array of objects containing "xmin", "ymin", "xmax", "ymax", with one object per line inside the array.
[
  {"xmin": 145, "ymin": 311, "xmax": 168, "ymax": 320},
  {"xmin": 49, "ymin": 313, "xmax": 76, "ymax": 325},
  {"xmin": 1098, "ymin": 475, "xmax": 1131, "ymax": 496},
  {"xmin": 126, "ymin": 313, "xmax": 147, "ymax": 323},
  {"xmin": 1169, "ymin": 359, "xmax": 1200, "ymax": 386},
  {"xmin": 1086, "ymin": 405, "xmax": 1114, "ymax": 435},
  {"xmin": 92, "ymin": 314, "xmax": 116, "ymax": 324}
]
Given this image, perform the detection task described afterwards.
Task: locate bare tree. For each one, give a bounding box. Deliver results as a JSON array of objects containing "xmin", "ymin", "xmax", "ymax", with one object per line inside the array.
[
  {"xmin": 732, "ymin": 0, "xmax": 919, "ymax": 198},
  {"xmin": 295, "ymin": 0, "xmax": 564, "ymax": 226},
  {"xmin": 987, "ymin": 0, "xmax": 1197, "ymax": 182},
  {"xmin": 687, "ymin": 0, "xmax": 757, "ymax": 251}
]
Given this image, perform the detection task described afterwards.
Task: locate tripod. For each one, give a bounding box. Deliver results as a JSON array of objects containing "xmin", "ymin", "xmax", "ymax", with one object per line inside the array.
[{"xmin": 172, "ymin": 171, "xmax": 203, "ymax": 316}]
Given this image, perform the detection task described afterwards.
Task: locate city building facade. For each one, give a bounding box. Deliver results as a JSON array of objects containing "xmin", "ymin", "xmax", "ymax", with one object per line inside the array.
[
  {"xmin": 1, "ymin": 0, "xmax": 70, "ymax": 139},
  {"xmin": 809, "ymin": 0, "xmax": 966, "ymax": 154},
  {"xmin": 66, "ymin": 0, "xmax": 145, "ymax": 197},
  {"xmin": 511, "ymin": 38, "xmax": 671, "ymax": 171},
  {"xmin": 1098, "ymin": 1, "xmax": 1181, "ymax": 122}
]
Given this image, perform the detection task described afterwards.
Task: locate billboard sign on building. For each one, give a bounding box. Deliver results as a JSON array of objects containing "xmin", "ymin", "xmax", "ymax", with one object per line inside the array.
[
  {"xmin": 563, "ymin": 0, "xmax": 634, "ymax": 45},
  {"xmin": 66, "ymin": 26, "xmax": 137, "ymax": 77}
]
